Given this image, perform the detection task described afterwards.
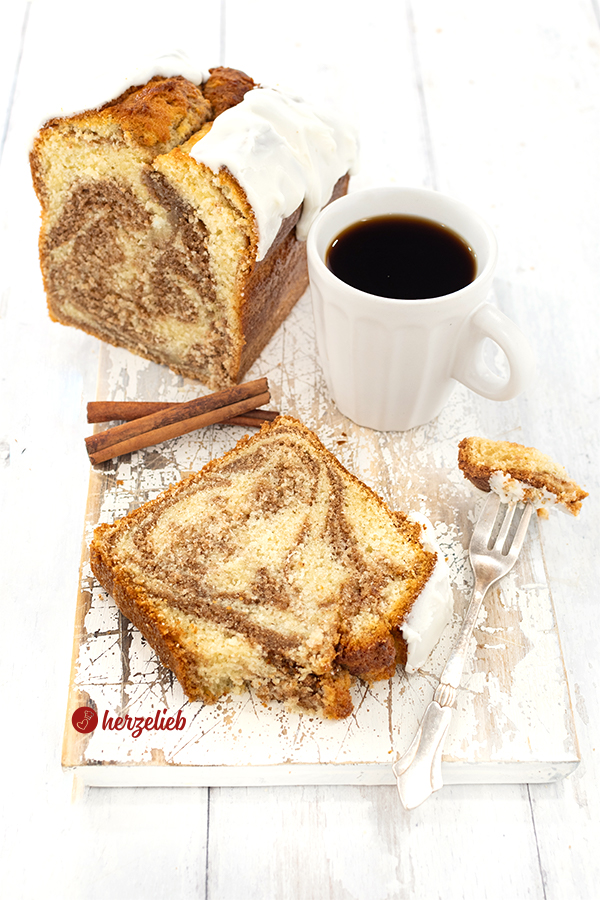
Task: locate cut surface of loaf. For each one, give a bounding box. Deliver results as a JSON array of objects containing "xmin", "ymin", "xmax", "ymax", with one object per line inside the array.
[
  {"xmin": 90, "ymin": 417, "xmax": 439, "ymax": 718},
  {"xmin": 30, "ymin": 67, "xmax": 354, "ymax": 389},
  {"xmin": 458, "ymin": 436, "xmax": 588, "ymax": 517}
]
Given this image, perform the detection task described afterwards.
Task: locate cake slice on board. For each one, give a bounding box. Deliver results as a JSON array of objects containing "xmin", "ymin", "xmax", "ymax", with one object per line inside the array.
[{"xmin": 90, "ymin": 416, "xmax": 451, "ymax": 718}]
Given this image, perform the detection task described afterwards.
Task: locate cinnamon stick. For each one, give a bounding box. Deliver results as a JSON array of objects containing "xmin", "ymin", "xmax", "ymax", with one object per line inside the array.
[
  {"xmin": 215, "ymin": 409, "xmax": 279, "ymax": 428},
  {"xmin": 226, "ymin": 411, "xmax": 279, "ymax": 427},
  {"xmin": 87, "ymin": 400, "xmax": 278, "ymax": 426},
  {"xmin": 85, "ymin": 378, "xmax": 271, "ymax": 465}
]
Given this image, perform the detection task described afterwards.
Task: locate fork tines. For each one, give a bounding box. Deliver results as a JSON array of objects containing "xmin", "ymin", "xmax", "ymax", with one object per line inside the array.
[{"xmin": 475, "ymin": 493, "xmax": 533, "ymax": 560}]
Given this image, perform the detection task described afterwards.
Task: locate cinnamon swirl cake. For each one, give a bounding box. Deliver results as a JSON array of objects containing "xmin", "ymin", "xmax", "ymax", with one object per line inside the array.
[
  {"xmin": 458, "ymin": 436, "xmax": 588, "ymax": 517},
  {"xmin": 30, "ymin": 64, "xmax": 356, "ymax": 389},
  {"xmin": 90, "ymin": 417, "xmax": 451, "ymax": 718}
]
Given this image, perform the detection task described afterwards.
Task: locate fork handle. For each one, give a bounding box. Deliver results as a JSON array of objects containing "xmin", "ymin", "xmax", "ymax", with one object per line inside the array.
[
  {"xmin": 392, "ymin": 701, "xmax": 453, "ymax": 809},
  {"xmin": 393, "ymin": 580, "xmax": 491, "ymax": 809},
  {"xmin": 437, "ymin": 582, "xmax": 489, "ymax": 690}
]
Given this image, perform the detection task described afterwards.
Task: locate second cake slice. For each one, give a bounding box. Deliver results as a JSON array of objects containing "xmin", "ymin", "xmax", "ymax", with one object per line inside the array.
[{"xmin": 91, "ymin": 417, "xmax": 450, "ymax": 718}]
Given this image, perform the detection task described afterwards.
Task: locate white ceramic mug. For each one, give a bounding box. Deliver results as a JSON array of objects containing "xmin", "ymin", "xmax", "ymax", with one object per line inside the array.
[{"xmin": 307, "ymin": 187, "xmax": 536, "ymax": 431}]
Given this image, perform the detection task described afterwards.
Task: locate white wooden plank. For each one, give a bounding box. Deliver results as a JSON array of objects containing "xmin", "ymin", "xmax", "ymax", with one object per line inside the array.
[
  {"xmin": 205, "ymin": 783, "xmax": 546, "ymax": 900},
  {"xmin": 0, "ymin": 2, "xmax": 29, "ymax": 159},
  {"xmin": 67, "ymin": 786, "xmax": 209, "ymax": 900}
]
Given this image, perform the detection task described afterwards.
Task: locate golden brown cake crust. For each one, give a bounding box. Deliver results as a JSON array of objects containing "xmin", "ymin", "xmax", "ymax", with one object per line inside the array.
[
  {"xmin": 33, "ymin": 68, "xmax": 256, "ymax": 163},
  {"xmin": 203, "ymin": 66, "xmax": 256, "ymax": 116},
  {"xmin": 30, "ymin": 69, "xmax": 255, "ymax": 203},
  {"xmin": 458, "ymin": 436, "xmax": 588, "ymax": 515},
  {"xmin": 104, "ymin": 76, "xmax": 213, "ymax": 148},
  {"xmin": 90, "ymin": 416, "xmax": 437, "ymax": 718}
]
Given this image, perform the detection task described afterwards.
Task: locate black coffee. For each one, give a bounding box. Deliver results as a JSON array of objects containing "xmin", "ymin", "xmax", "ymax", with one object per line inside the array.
[{"xmin": 325, "ymin": 214, "xmax": 477, "ymax": 299}]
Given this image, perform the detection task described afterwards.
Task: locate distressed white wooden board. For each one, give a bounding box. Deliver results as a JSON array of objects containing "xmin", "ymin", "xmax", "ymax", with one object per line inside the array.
[{"xmin": 63, "ymin": 289, "xmax": 579, "ymax": 786}]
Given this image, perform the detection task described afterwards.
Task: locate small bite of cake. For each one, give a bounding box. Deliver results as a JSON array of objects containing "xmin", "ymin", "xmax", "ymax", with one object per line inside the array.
[
  {"xmin": 90, "ymin": 416, "xmax": 452, "ymax": 718},
  {"xmin": 458, "ymin": 436, "xmax": 588, "ymax": 517},
  {"xmin": 30, "ymin": 65, "xmax": 357, "ymax": 389}
]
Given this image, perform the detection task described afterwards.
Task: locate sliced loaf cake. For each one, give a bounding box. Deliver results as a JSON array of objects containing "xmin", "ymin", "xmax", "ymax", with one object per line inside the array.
[{"xmin": 30, "ymin": 66, "xmax": 355, "ymax": 389}]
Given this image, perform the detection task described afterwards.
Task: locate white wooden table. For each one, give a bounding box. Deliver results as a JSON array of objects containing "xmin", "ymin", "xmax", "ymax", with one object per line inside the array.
[{"xmin": 1, "ymin": 1, "xmax": 599, "ymax": 897}]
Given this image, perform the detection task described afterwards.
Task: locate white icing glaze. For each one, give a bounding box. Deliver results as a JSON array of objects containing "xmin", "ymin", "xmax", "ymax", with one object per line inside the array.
[
  {"xmin": 190, "ymin": 87, "xmax": 359, "ymax": 260},
  {"xmin": 40, "ymin": 51, "xmax": 208, "ymax": 126},
  {"xmin": 37, "ymin": 56, "xmax": 357, "ymax": 261},
  {"xmin": 402, "ymin": 513, "xmax": 453, "ymax": 674},
  {"xmin": 488, "ymin": 471, "xmax": 563, "ymax": 512}
]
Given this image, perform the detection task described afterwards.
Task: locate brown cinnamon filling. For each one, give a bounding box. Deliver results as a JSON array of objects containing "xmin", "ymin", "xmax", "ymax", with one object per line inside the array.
[
  {"xmin": 43, "ymin": 177, "xmax": 228, "ymax": 373},
  {"xmin": 114, "ymin": 426, "xmax": 419, "ymax": 672}
]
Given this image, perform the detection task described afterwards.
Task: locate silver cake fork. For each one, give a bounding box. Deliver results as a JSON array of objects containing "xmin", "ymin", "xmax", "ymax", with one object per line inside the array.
[{"xmin": 393, "ymin": 492, "xmax": 534, "ymax": 809}]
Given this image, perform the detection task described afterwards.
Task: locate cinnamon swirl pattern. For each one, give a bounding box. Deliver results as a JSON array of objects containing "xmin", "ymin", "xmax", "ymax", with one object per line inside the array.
[{"xmin": 91, "ymin": 417, "xmax": 437, "ymax": 718}]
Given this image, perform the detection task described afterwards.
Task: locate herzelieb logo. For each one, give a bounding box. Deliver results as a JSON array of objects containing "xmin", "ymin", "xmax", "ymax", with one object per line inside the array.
[
  {"xmin": 70, "ymin": 705, "xmax": 187, "ymax": 738},
  {"xmin": 71, "ymin": 706, "xmax": 98, "ymax": 733},
  {"xmin": 102, "ymin": 708, "xmax": 186, "ymax": 738}
]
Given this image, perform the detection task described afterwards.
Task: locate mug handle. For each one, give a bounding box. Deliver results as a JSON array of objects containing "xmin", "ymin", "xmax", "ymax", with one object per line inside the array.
[{"xmin": 451, "ymin": 303, "xmax": 536, "ymax": 400}]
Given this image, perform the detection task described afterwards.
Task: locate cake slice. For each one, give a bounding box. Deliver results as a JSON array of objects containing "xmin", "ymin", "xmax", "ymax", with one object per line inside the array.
[
  {"xmin": 90, "ymin": 416, "xmax": 451, "ymax": 718},
  {"xmin": 30, "ymin": 66, "xmax": 356, "ymax": 389},
  {"xmin": 458, "ymin": 436, "xmax": 588, "ymax": 517}
]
